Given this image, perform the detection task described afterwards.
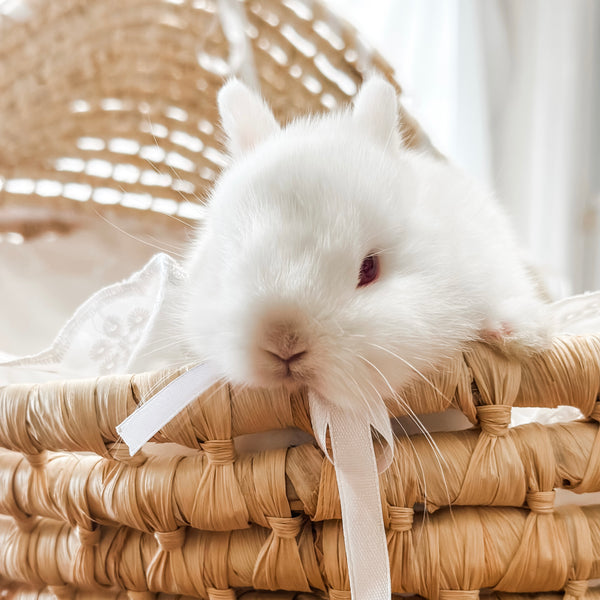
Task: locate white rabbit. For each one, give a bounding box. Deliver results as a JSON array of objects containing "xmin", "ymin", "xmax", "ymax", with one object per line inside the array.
[{"xmin": 180, "ymin": 76, "xmax": 550, "ymax": 412}]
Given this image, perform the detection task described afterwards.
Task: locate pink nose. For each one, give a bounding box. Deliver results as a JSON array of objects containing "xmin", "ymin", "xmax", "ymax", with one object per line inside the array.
[
  {"xmin": 264, "ymin": 348, "xmax": 307, "ymax": 365},
  {"xmin": 258, "ymin": 316, "xmax": 309, "ymax": 370}
]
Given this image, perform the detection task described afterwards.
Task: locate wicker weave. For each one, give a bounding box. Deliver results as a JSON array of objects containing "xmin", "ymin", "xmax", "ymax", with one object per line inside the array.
[
  {"xmin": 0, "ymin": 0, "xmax": 429, "ymax": 238},
  {"xmin": 2, "ymin": 337, "xmax": 600, "ymax": 598},
  {"xmin": 2, "ymin": 1, "xmax": 600, "ymax": 599}
]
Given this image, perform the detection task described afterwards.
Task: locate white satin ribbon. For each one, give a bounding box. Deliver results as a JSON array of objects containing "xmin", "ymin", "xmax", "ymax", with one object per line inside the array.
[
  {"xmin": 116, "ymin": 362, "xmax": 221, "ymax": 455},
  {"xmin": 117, "ymin": 365, "xmax": 394, "ymax": 600},
  {"xmin": 309, "ymin": 392, "xmax": 393, "ymax": 600}
]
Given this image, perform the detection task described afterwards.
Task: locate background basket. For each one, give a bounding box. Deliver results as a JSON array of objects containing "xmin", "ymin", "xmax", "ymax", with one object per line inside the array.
[
  {"xmin": 2, "ymin": 1, "xmax": 600, "ymax": 599},
  {"xmin": 0, "ymin": 0, "xmax": 430, "ymax": 237}
]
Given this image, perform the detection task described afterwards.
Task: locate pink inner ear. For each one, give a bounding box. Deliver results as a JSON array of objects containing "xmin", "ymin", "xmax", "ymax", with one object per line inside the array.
[{"xmin": 480, "ymin": 323, "xmax": 514, "ymax": 342}]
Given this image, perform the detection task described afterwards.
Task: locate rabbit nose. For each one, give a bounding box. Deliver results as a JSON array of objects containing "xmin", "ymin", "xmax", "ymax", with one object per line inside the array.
[
  {"xmin": 264, "ymin": 348, "xmax": 307, "ymax": 364},
  {"xmin": 259, "ymin": 319, "xmax": 309, "ymax": 365},
  {"xmin": 260, "ymin": 335, "xmax": 308, "ymax": 364}
]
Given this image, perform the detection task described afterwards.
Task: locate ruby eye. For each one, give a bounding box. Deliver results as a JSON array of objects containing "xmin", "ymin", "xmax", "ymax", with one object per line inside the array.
[{"xmin": 358, "ymin": 254, "xmax": 379, "ymax": 287}]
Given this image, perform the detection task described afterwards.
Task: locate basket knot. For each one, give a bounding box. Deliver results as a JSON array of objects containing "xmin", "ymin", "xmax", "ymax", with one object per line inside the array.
[
  {"xmin": 253, "ymin": 515, "xmax": 310, "ymax": 591},
  {"xmin": 202, "ymin": 439, "xmax": 236, "ymax": 465},
  {"xmin": 266, "ymin": 515, "xmax": 303, "ymax": 539},
  {"xmin": 526, "ymin": 490, "xmax": 555, "ymax": 514},
  {"xmin": 25, "ymin": 451, "xmax": 47, "ymax": 468},
  {"xmin": 565, "ymin": 580, "xmax": 588, "ymax": 598},
  {"xmin": 440, "ymin": 591, "xmax": 479, "ymax": 599},
  {"xmin": 48, "ymin": 585, "xmax": 72, "ymax": 600},
  {"xmin": 155, "ymin": 527, "xmax": 186, "ymax": 551},
  {"xmin": 476, "ymin": 405, "xmax": 511, "ymax": 437},
  {"xmin": 207, "ymin": 588, "xmax": 236, "ymax": 600},
  {"xmin": 388, "ymin": 506, "xmax": 414, "ymax": 531},
  {"xmin": 328, "ymin": 590, "xmax": 351, "ymax": 600},
  {"xmin": 77, "ymin": 525, "xmax": 100, "ymax": 547},
  {"xmin": 15, "ymin": 514, "xmax": 37, "ymax": 533}
]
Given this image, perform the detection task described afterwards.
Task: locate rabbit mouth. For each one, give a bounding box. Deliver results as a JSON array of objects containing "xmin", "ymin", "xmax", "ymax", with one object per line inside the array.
[{"xmin": 251, "ymin": 345, "xmax": 316, "ymax": 389}]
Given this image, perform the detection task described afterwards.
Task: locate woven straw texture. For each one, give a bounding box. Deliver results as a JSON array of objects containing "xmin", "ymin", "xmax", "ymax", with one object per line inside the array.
[
  {"xmin": 2, "ymin": 1, "xmax": 600, "ymax": 599},
  {"xmin": 0, "ymin": 0, "xmax": 429, "ymax": 238},
  {"xmin": 3, "ymin": 336, "xmax": 600, "ymax": 599}
]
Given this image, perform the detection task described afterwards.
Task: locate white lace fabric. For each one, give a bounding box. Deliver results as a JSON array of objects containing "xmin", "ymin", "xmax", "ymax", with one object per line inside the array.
[{"xmin": 0, "ymin": 253, "xmax": 186, "ymax": 383}]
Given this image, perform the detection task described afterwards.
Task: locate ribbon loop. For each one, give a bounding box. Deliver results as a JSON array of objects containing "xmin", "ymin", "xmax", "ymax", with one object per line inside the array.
[
  {"xmin": 118, "ymin": 367, "xmax": 395, "ymax": 600},
  {"xmin": 309, "ymin": 392, "xmax": 393, "ymax": 600},
  {"xmin": 116, "ymin": 362, "xmax": 221, "ymax": 455}
]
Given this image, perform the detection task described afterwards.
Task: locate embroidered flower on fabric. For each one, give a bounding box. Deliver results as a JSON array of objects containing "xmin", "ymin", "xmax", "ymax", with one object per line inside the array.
[
  {"xmin": 89, "ymin": 308, "xmax": 151, "ymax": 373},
  {"xmin": 127, "ymin": 307, "xmax": 149, "ymax": 331}
]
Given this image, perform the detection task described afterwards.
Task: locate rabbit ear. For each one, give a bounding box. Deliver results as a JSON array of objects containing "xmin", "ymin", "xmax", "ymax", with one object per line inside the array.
[
  {"xmin": 217, "ymin": 79, "xmax": 280, "ymax": 156},
  {"xmin": 352, "ymin": 76, "xmax": 400, "ymax": 147}
]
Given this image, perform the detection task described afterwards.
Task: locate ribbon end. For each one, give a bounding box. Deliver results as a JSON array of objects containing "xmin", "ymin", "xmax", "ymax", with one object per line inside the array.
[
  {"xmin": 115, "ymin": 421, "xmax": 143, "ymax": 456},
  {"xmin": 115, "ymin": 362, "xmax": 222, "ymax": 457},
  {"xmin": 125, "ymin": 445, "xmax": 140, "ymax": 457}
]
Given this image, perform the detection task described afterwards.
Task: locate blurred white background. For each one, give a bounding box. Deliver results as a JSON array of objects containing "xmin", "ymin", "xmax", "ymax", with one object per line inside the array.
[{"xmin": 328, "ymin": 0, "xmax": 600, "ymax": 297}]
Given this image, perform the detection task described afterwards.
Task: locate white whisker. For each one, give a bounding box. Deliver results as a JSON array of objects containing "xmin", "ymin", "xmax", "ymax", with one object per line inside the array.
[
  {"xmin": 93, "ymin": 209, "xmax": 187, "ymax": 258},
  {"xmin": 356, "ymin": 352, "xmax": 454, "ymax": 512},
  {"xmin": 367, "ymin": 342, "xmax": 450, "ymax": 403}
]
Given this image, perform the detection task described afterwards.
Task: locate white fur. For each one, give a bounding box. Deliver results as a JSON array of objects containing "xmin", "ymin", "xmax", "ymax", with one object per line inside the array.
[
  {"xmin": 181, "ymin": 77, "xmax": 550, "ymax": 413},
  {"xmin": 217, "ymin": 79, "xmax": 280, "ymax": 156}
]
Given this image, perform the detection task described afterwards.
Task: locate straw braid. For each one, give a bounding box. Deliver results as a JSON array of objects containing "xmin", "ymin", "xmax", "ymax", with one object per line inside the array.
[
  {"xmin": 2, "ymin": 417, "xmax": 600, "ymax": 534},
  {"xmin": 0, "ymin": 337, "xmax": 599, "ymax": 456},
  {"xmin": 2, "ymin": 506, "xmax": 600, "ymax": 599}
]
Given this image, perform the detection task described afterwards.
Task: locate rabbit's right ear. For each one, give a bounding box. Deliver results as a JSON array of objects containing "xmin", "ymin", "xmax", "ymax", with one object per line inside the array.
[
  {"xmin": 352, "ymin": 76, "xmax": 400, "ymax": 147},
  {"xmin": 217, "ymin": 79, "xmax": 280, "ymax": 156}
]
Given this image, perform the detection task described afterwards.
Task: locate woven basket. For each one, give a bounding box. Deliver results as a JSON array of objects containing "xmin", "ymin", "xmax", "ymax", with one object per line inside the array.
[
  {"xmin": 2, "ymin": 1, "xmax": 600, "ymax": 599},
  {"xmin": 0, "ymin": 0, "xmax": 430, "ymax": 238}
]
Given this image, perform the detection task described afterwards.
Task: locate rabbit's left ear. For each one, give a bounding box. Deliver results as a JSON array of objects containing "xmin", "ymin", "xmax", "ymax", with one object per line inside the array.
[
  {"xmin": 217, "ymin": 79, "xmax": 280, "ymax": 156},
  {"xmin": 352, "ymin": 76, "xmax": 400, "ymax": 146}
]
